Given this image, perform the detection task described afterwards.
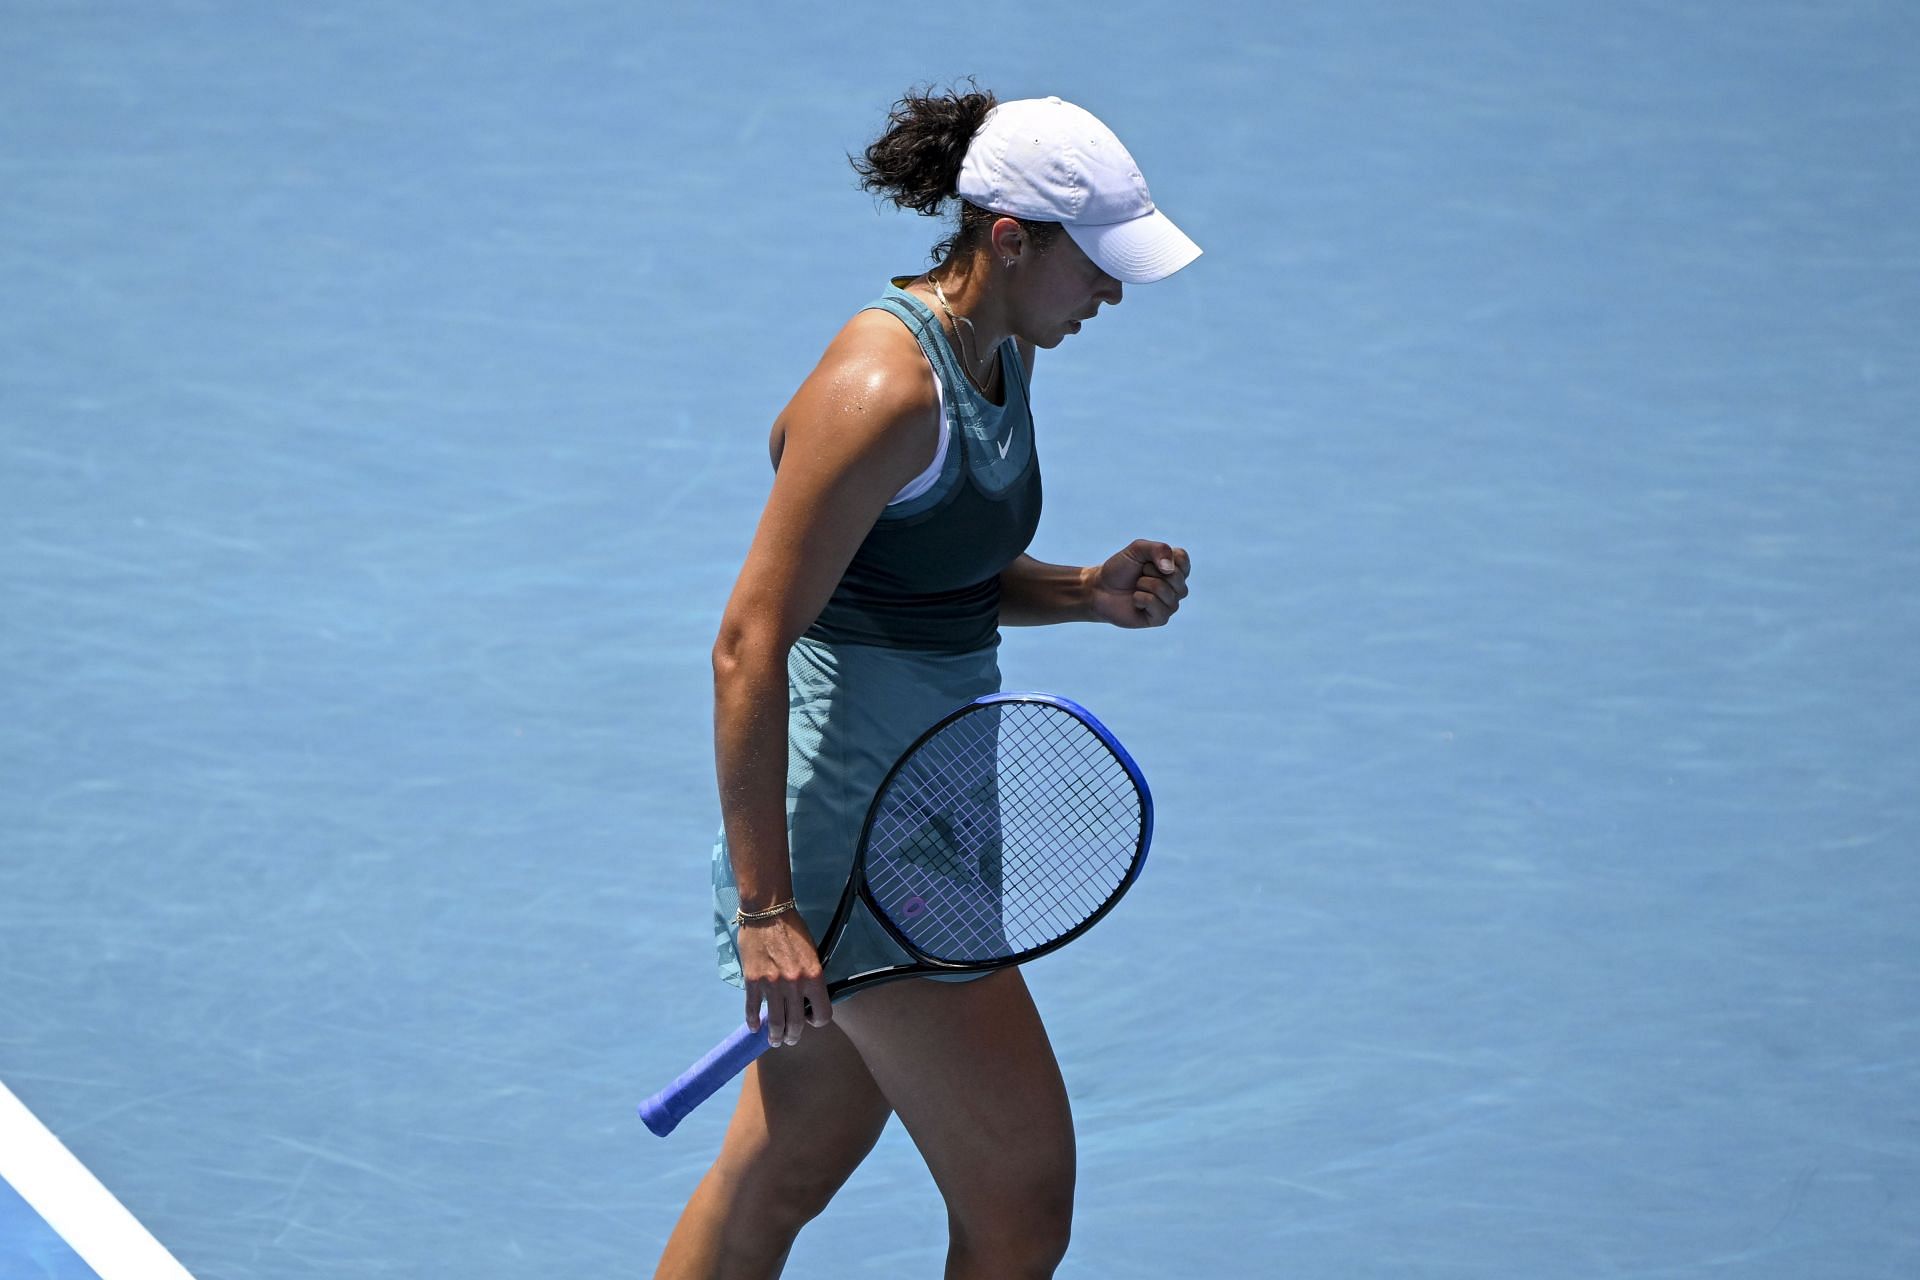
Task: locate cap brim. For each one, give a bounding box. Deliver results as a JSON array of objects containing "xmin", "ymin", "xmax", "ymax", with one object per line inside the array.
[{"xmin": 1064, "ymin": 208, "xmax": 1202, "ymax": 284}]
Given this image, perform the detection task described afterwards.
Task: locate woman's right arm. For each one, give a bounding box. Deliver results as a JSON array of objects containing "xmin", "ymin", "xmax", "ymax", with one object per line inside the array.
[{"xmin": 711, "ymin": 314, "xmax": 939, "ymax": 1049}]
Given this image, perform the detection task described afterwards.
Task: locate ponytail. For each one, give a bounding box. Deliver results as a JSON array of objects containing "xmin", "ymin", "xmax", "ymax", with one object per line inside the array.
[
  {"xmin": 851, "ymin": 82, "xmax": 997, "ymax": 218},
  {"xmin": 852, "ymin": 82, "xmax": 1059, "ymax": 267}
]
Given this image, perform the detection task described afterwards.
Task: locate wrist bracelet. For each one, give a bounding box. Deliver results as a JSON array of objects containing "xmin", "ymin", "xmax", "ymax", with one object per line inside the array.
[{"xmin": 733, "ymin": 898, "xmax": 797, "ymax": 927}]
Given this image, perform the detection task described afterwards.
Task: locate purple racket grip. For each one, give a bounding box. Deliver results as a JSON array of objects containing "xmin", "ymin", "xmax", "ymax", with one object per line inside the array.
[{"xmin": 639, "ymin": 1020, "xmax": 774, "ymax": 1137}]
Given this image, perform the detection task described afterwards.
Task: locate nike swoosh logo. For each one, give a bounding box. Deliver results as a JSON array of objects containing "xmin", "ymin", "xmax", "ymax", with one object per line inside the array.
[{"xmin": 996, "ymin": 427, "xmax": 1014, "ymax": 460}]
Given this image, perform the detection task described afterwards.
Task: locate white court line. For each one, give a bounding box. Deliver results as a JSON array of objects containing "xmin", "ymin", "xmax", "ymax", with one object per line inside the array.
[{"xmin": 0, "ymin": 1080, "xmax": 197, "ymax": 1280}]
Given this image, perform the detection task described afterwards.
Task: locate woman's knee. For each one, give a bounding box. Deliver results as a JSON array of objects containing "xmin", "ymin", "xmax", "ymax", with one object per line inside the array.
[
  {"xmin": 944, "ymin": 1135, "xmax": 1075, "ymax": 1273},
  {"xmin": 700, "ymin": 1122, "xmax": 879, "ymax": 1250},
  {"xmin": 836, "ymin": 971, "xmax": 1078, "ymax": 1272},
  {"xmin": 716, "ymin": 1042, "xmax": 892, "ymax": 1232},
  {"xmin": 947, "ymin": 1167, "xmax": 1075, "ymax": 1276},
  {"xmin": 749, "ymin": 1158, "xmax": 849, "ymax": 1234}
]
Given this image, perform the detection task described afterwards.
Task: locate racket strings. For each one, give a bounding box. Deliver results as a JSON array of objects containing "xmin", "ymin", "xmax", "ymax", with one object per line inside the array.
[{"xmin": 864, "ymin": 702, "xmax": 1144, "ymax": 964}]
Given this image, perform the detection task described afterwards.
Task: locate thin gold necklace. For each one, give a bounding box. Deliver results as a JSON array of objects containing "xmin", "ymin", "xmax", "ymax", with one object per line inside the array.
[{"xmin": 927, "ymin": 274, "xmax": 996, "ymax": 393}]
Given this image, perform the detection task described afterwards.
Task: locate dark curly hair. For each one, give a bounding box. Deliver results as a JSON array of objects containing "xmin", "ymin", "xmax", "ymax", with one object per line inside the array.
[{"xmin": 850, "ymin": 81, "xmax": 1060, "ymax": 268}]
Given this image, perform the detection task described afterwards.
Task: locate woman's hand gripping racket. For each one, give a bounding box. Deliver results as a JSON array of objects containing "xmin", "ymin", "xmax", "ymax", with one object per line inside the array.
[{"xmin": 640, "ymin": 692, "xmax": 1153, "ymax": 1136}]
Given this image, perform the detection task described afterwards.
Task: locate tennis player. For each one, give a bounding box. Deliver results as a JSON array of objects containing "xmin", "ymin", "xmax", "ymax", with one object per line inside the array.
[{"xmin": 653, "ymin": 86, "xmax": 1201, "ymax": 1279}]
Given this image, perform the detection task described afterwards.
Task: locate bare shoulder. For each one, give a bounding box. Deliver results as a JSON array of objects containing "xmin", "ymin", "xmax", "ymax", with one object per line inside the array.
[
  {"xmin": 771, "ymin": 307, "xmax": 939, "ymax": 467},
  {"xmin": 811, "ymin": 308, "xmax": 939, "ymax": 420}
]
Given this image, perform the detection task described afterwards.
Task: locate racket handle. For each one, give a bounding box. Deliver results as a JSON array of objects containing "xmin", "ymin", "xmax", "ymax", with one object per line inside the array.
[{"xmin": 639, "ymin": 1021, "xmax": 774, "ymax": 1137}]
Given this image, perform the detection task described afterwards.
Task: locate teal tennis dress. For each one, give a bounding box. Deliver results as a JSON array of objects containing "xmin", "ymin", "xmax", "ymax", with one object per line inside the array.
[{"xmin": 713, "ymin": 282, "xmax": 1043, "ymax": 987}]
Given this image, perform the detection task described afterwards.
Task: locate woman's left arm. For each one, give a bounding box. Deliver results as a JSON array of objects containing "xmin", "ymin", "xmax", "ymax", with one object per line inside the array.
[{"xmin": 999, "ymin": 541, "xmax": 1191, "ymax": 628}]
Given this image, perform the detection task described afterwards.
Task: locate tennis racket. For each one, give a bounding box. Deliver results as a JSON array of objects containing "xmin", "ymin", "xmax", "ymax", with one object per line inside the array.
[{"xmin": 640, "ymin": 691, "xmax": 1152, "ymax": 1137}]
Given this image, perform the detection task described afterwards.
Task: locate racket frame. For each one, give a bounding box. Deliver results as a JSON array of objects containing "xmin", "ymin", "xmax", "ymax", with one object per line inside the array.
[
  {"xmin": 831, "ymin": 691, "xmax": 1154, "ymax": 987},
  {"xmin": 639, "ymin": 691, "xmax": 1151, "ymax": 1136}
]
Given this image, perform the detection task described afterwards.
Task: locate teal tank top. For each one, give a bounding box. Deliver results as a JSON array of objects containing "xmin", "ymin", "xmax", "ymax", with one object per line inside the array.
[{"xmin": 803, "ymin": 282, "xmax": 1043, "ymax": 653}]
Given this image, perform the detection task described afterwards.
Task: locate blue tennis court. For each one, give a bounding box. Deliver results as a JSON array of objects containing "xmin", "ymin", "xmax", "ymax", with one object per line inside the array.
[{"xmin": 4, "ymin": 2, "xmax": 1916, "ymax": 1276}]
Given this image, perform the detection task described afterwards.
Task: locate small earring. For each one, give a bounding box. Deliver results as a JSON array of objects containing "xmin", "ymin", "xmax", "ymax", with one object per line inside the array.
[{"xmin": 1002, "ymin": 256, "xmax": 1016, "ymax": 268}]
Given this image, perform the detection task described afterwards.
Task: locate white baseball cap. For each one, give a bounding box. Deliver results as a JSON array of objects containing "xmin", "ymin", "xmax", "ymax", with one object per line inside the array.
[{"xmin": 955, "ymin": 96, "xmax": 1202, "ymax": 284}]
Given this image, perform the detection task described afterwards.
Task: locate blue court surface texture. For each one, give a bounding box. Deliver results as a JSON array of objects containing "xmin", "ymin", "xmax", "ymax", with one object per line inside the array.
[{"xmin": 3, "ymin": 3, "xmax": 1916, "ymax": 1277}]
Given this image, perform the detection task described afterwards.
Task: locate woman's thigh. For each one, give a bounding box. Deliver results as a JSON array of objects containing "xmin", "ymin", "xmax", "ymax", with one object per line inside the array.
[
  {"xmin": 687, "ymin": 1022, "xmax": 894, "ymax": 1242},
  {"xmin": 831, "ymin": 969, "xmax": 1075, "ymax": 1217},
  {"xmin": 652, "ymin": 1025, "xmax": 895, "ymax": 1278},
  {"xmin": 722, "ymin": 1021, "xmax": 894, "ymax": 1190}
]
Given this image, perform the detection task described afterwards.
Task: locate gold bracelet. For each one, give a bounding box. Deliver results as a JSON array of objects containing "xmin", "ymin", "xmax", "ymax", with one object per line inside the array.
[{"xmin": 733, "ymin": 898, "xmax": 797, "ymax": 927}]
